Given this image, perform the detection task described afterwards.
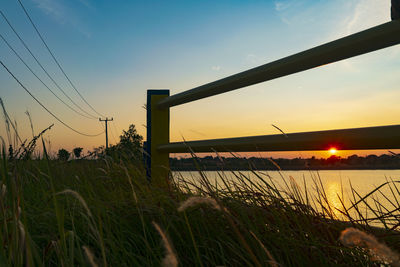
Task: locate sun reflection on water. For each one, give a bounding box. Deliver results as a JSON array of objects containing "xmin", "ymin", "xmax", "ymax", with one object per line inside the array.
[{"xmin": 326, "ymin": 181, "xmax": 345, "ymax": 219}]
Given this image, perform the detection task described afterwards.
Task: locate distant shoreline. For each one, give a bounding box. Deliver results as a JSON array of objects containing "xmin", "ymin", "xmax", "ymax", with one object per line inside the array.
[
  {"xmin": 170, "ymin": 154, "xmax": 400, "ymax": 171},
  {"xmin": 172, "ymin": 167, "xmax": 400, "ymax": 171}
]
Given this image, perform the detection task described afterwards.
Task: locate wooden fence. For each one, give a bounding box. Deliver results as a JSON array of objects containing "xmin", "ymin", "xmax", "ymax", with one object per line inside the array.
[{"xmin": 145, "ymin": 20, "xmax": 400, "ymax": 183}]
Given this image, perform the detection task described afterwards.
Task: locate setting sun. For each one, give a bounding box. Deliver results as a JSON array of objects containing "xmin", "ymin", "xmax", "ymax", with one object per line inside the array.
[{"xmin": 329, "ymin": 148, "xmax": 337, "ymax": 155}]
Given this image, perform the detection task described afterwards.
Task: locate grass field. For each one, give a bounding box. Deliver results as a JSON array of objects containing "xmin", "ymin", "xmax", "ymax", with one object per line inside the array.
[{"xmin": 0, "ymin": 145, "xmax": 400, "ymax": 266}]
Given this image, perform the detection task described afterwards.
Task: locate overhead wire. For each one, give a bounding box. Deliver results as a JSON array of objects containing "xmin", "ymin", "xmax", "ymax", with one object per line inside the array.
[
  {"xmin": 0, "ymin": 10, "xmax": 98, "ymax": 119},
  {"xmin": 16, "ymin": 0, "xmax": 105, "ymax": 117},
  {"xmin": 112, "ymin": 121, "xmax": 120, "ymax": 139},
  {"xmin": 0, "ymin": 31, "xmax": 96, "ymax": 120},
  {"xmin": 109, "ymin": 120, "xmax": 118, "ymax": 144},
  {"xmin": 0, "ymin": 59, "xmax": 104, "ymax": 137}
]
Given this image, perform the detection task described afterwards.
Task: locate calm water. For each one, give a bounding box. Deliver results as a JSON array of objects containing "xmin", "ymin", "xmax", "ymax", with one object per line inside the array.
[{"xmin": 173, "ymin": 170, "xmax": 400, "ymax": 223}]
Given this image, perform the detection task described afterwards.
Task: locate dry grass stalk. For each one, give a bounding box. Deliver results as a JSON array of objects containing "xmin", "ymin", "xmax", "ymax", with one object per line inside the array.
[
  {"xmin": 122, "ymin": 165, "xmax": 138, "ymax": 204},
  {"xmin": 18, "ymin": 220, "xmax": 25, "ymax": 252},
  {"xmin": 249, "ymin": 230, "xmax": 278, "ymax": 267},
  {"xmin": 83, "ymin": 246, "xmax": 98, "ymax": 267},
  {"xmin": 340, "ymin": 227, "xmax": 400, "ymax": 266},
  {"xmin": 152, "ymin": 221, "xmax": 178, "ymax": 267},
  {"xmin": 57, "ymin": 189, "xmax": 107, "ymax": 266},
  {"xmin": 1, "ymin": 184, "xmax": 6, "ymax": 199},
  {"xmin": 56, "ymin": 189, "xmax": 93, "ymax": 218},
  {"xmin": 271, "ymin": 124, "xmax": 288, "ymax": 138},
  {"xmin": 0, "ymin": 184, "xmax": 7, "ymax": 203},
  {"xmin": 266, "ymin": 158, "xmax": 281, "ymax": 171},
  {"xmin": 177, "ymin": 196, "xmax": 222, "ymax": 212}
]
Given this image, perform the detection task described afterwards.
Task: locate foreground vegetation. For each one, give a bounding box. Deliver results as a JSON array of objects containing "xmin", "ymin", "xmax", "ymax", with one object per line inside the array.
[
  {"xmin": 0, "ymin": 118, "xmax": 399, "ymax": 266},
  {"xmin": 1, "ymin": 147, "xmax": 400, "ymax": 266}
]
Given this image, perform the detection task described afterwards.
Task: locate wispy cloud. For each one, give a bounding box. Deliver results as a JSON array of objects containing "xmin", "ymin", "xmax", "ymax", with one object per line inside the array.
[
  {"xmin": 32, "ymin": 0, "xmax": 67, "ymax": 24},
  {"xmin": 77, "ymin": 0, "xmax": 95, "ymax": 11},
  {"xmin": 274, "ymin": 0, "xmax": 293, "ymax": 25},
  {"xmin": 329, "ymin": 0, "xmax": 397, "ymax": 70},
  {"xmin": 211, "ymin": 66, "xmax": 221, "ymax": 71},
  {"xmin": 273, "ymin": 0, "xmax": 309, "ymax": 26},
  {"xmin": 343, "ymin": 0, "xmax": 390, "ymax": 35},
  {"xmin": 274, "ymin": 1, "xmax": 292, "ymax": 12},
  {"xmin": 31, "ymin": 0, "xmax": 92, "ymax": 38}
]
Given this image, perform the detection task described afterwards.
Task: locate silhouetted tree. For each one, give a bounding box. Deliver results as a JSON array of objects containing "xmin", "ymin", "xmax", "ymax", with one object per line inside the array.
[
  {"xmin": 119, "ymin": 124, "xmax": 143, "ymax": 149},
  {"xmin": 73, "ymin": 147, "xmax": 83, "ymax": 159},
  {"xmin": 91, "ymin": 124, "xmax": 143, "ymax": 160},
  {"xmin": 108, "ymin": 124, "xmax": 143, "ymax": 160},
  {"xmin": 57, "ymin": 148, "xmax": 70, "ymax": 161},
  {"xmin": 326, "ymin": 155, "xmax": 340, "ymax": 165},
  {"xmin": 366, "ymin": 154, "xmax": 378, "ymax": 165}
]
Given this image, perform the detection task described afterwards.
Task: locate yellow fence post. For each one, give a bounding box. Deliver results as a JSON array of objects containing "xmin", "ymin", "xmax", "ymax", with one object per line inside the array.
[{"xmin": 146, "ymin": 90, "xmax": 170, "ymax": 187}]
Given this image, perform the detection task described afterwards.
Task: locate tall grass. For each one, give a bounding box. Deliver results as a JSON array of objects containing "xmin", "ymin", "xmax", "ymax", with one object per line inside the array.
[
  {"xmin": 0, "ymin": 145, "xmax": 399, "ymax": 266},
  {"xmin": 0, "ymin": 113, "xmax": 399, "ymax": 265}
]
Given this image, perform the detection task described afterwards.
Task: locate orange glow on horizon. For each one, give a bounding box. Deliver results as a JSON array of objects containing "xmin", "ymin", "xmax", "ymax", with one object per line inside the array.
[{"xmin": 329, "ymin": 148, "xmax": 337, "ymax": 155}]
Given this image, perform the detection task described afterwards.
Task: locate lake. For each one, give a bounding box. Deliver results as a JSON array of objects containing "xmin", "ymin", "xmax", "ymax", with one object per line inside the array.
[{"xmin": 173, "ymin": 170, "xmax": 400, "ymax": 225}]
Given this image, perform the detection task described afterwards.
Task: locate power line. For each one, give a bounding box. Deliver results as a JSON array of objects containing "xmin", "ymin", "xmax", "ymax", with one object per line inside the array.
[
  {"xmin": 16, "ymin": 0, "xmax": 105, "ymax": 117},
  {"xmin": 112, "ymin": 120, "xmax": 120, "ymax": 140},
  {"xmin": 0, "ymin": 59, "xmax": 104, "ymax": 137},
  {"xmin": 109, "ymin": 120, "xmax": 119, "ymax": 144},
  {"xmin": 0, "ymin": 31, "xmax": 95, "ymax": 120},
  {"xmin": 0, "ymin": 10, "xmax": 98, "ymax": 119}
]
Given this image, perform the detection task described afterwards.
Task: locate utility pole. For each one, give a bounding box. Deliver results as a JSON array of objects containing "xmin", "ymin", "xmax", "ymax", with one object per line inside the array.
[{"xmin": 99, "ymin": 117, "xmax": 113, "ymax": 149}]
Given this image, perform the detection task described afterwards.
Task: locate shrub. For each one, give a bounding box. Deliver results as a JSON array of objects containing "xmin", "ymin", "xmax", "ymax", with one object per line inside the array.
[{"xmin": 57, "ymin": 148, "xmax": 70, "ymax": 161}]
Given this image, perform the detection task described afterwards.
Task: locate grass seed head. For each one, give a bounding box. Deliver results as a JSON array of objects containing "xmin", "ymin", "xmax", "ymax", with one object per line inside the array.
[
  {"xmin": 83, "ymin": 246, "xmax": 98, "ymax": 267},
  {"xmin": 18, "ymin": 220, "xmax": 25, "ymax": 252},
  {"xmin": 177, "ymin": 196, "xmax": 221, "ymax": 212},
  {"xmin": 340, "ymin": 227, "xmax": 400, "ymax": 266},
  {"xmin": 249, "ymin": 230, "xmax": 278, "ymax": 267},
  {"xmin": 56, "ymin": 189, "xmax": 93, "ymax": 218},
  {"xmin": 152, "ymin": 221, "xmax": 178, "ymax": 267}
]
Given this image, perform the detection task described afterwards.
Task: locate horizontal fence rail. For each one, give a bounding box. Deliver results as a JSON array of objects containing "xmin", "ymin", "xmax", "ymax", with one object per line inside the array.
[
  {"xmin": 157, "ymin": 125, "xmax": 400, "ymax": 153},
  {"xmin": 146, "ymin": 19, "xmax": 400, "ymax": 183},
  {"xmin": 157, "ymin": 20, "xmax": 400, "ymax": 109}
]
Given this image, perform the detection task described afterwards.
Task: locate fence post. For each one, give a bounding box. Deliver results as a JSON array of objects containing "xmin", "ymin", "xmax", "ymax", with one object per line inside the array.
[{"xmin": 146, "ymin": 89, "xmax": 170, "ymax": 187}]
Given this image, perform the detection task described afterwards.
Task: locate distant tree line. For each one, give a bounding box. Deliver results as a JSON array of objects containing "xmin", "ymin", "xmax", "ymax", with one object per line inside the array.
[
  {"xmin": 52, "ymin": 123, "xmax": 400, "ymax": 171},
  {"xmin": 170, "ymin": 154, "xmax": 400, "ymax": 171}
]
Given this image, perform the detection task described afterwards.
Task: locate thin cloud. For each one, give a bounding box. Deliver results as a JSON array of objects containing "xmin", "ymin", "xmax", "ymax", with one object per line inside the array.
[
  {"xmin": 329, "ymin": 0, "xmax": 397, "ymax": 70},
  {"xmin": 274, "ymin": 0, "xmax": 293, "ymax": 25},
  {"xmin": 273, "ymin": 0, "xmax": 308, "ymax": 25},
  {"xmin": 274, "ymin": 1, "xmax": 292, "ymax": 12},
  {"xmin": 344, "ymin": 0, "xmax": 390, "ymax": 35},
  {"xmin": 211, "ymin": 66, "xmax": 221, "ymax": 71},
  {"xmin": 31, "ymin": 0, "xmax": 92, "ymax": 38},
  {"xmin": 77, "ymin": 0, "xmax": 95, "ymax": 10},
  {"xmin": 32, "ymin": 0, "xmax": 67, "ymax": 24}
]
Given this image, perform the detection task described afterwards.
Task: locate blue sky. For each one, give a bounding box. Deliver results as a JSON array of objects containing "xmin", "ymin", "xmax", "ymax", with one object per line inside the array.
[{"xmin": 0, "ymin": 0, "xmax": 399, "ymax": 157}]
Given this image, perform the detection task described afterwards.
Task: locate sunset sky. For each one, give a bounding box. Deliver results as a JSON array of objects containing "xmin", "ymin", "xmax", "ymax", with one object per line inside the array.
[{"xmin": 0, "ymin": 0, "xmax": 399, "ymax": 158}]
